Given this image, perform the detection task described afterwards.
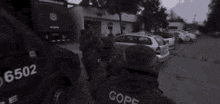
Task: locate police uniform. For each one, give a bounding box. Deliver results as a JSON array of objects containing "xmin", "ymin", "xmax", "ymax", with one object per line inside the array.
[
  {"xmin": 99, "ymin": 36, "xmax": 116, "ymax": 77},
  {"xmin": 90, "ymin": 45, "xmax": 175, "ymax": 104},
  {"xmin": 79, "ymin": 29, "xmax": 103, "ymax": 81}
]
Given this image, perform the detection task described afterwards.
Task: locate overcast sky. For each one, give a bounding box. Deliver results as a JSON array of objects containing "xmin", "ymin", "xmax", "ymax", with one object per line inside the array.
[
  {"xmin": 161, "ymin": 0, "xmax": 211, "ymax": 23},
  {"xmin": 68, "ymin": 0, "xmax": 211, "ymax": 23}
]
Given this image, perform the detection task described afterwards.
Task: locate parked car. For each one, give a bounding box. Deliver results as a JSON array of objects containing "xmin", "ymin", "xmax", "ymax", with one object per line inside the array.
[
  {"xmin": 114, "ymin": 33, "xmax": 170, "ymax": 62},
  {"xmin": 212, "ymin": 32, "xmax": 220, "ymax": 37},
  {"xmin": 188, "ymin": 31, "xmax": 197, "ymax": 42},
  {"xmin": 190, "ymin": 30, "xmax": 201, "ymax": 37},
  {"xmin": 169, "ymin": 31, "xmax": 190, "ymax": 43},
  {"xmin": 154, "ymin": 32, "xmax": 175, "ymax": 50}
]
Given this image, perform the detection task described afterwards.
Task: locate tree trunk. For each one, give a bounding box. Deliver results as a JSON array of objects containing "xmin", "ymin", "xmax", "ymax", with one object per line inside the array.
[{"xmin": 118, "ymin": 12, "xmax": 123, "ymax": 34}]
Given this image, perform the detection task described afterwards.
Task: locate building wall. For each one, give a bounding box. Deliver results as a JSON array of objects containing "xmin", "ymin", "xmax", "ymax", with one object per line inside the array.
[
  {"xmin": 168, "ymin": 22, "xmax": 184, "ymax": 31},
  {"xmin": 69, "ymin": 6, "xmax": 137, "ymax": 41},
  {"xmin": 101, "ymin": 20, "xmax": 133, "ymax": 37}
]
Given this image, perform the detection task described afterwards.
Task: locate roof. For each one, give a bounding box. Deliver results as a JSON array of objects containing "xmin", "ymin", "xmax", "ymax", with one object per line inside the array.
[{"xmin": 118, "ymin": 32, "xmax": 157, "ymax": 38}]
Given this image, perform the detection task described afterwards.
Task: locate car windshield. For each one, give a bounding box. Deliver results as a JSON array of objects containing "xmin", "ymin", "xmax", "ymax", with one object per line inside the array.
[{"xmin": 155, "ymin": 37, "xmax": 165, "ymax": 45}]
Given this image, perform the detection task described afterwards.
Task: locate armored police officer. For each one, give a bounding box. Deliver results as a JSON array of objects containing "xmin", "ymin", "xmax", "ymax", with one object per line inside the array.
[
  {"xmin": 79, "ymin": 25, "xmax": 103, "ymax": 82},
  {"xmin": 99, "ymin": 35, "xmax": 116, "ymax": 77},
  {"xmin": 90, "ymin": 45, "xmax": 175, "ymax": 104}
]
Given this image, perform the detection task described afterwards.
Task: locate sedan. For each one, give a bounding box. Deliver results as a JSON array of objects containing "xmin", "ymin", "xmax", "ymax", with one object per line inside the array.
[{"xmin": 114, "ymin": 33, "xmax": 170, "ymax": 62}]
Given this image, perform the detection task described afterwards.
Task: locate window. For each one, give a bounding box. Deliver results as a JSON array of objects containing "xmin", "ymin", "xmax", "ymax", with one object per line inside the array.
[
  {"xmin": 155, "ymin": 37, "xmax": 165, "ymax": 45},
  {"xmin": 174, "ymin": 32, "xmax": 180, "ymax": 36},
  {"xmin": 0, "ymin": 17, "xmax": 25, "ymax": 57},
  {"xmin": 115, "ymin": 35, "xmax": 138, "ymax": 43},
  {"xmin": 138, "ymin": 37, "xmax": 152, "ymax": 45},
  {"xmin": 124, "ymin": 35, "xmax": 138, "ymax": 43},
  {"xmin": 108, "ymin": 22, "xmax": 113, "ymax": 30},
  {"xmin": 115, "ymin": 36, "xmax": 125, "ymax": 42},
  {"xmin": 168, "ymin": 26, "xmax": 178, "ymax": 29},
  {"xmin": 122, "ymin": 23, "xmax": 126, "ymax": 30}
]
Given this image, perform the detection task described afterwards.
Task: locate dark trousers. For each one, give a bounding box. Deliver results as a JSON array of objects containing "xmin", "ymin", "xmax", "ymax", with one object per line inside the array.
[{"xmin": 82, "ymin": 52, "xmax": 100, "ymax": 81}]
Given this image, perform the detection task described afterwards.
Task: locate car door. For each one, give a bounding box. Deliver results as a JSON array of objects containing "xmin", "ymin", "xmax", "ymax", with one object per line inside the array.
[{"xmin": 0, "ymin": 16, "xmax": 44, "ymax": 104}]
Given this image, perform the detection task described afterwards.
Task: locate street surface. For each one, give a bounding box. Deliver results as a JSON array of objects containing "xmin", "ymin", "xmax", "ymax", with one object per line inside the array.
[
  {"xmin": 58, "ymin": 35, "xmax": 220, "ymax": 104},
  {"xmin": 159, "ymin": 35, "xmax": 220, "ymax": 104}
]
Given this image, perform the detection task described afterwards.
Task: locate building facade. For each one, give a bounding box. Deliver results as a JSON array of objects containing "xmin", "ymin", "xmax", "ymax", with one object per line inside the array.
[
  {"xmin": 69, "ymin": 6, "xmax": 138, "ymax": 41},
  {"xmin": 168, "ymin": 22, "xmax": 184, "ymax": 31}
]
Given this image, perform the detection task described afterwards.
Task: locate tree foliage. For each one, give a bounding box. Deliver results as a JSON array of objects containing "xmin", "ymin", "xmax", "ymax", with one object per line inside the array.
[
  {"xmin": 141, "ymin": 0, "xmax": 168, "ymax": 32},
  {"xmin": 205, "ymin": 0, "xmax": 220, "ymax": 32},
  {"xmin": 132, "ymin": 16, "xmax": 143, "ymax": 32},
  {"xmin": 79, "ymin": 0, "xmax": 169, "ymax": 33},
  {"xmin": 168, "ymin": 10, "xmax": 185, "ymax": 23}
]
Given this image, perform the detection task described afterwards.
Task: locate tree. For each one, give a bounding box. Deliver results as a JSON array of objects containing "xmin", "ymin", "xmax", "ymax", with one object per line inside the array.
[
  {"xmin": 167, "ymin": 10, "xmax": 185, "ymax": 23},
  {"xmin": 80, "ymin": 0, "xmax": 141, "ymax": 34},
  {"xmin": 169, "ymin": 10, "xmax": 178, "ymax": 20},
  {"xmin": 152, "ymin": 7, "xmax": 169, "ymax": 32},
  {"xmin": 132, "ymin": 16, "xmax": 143, "ymax": 32},
  {"xmin": 205, "ymin": 0, "xmax": 220, "ymax": 32},
  {"xmin": 141, "ymin": 0, "xmax": 168, "ymax": 32}
]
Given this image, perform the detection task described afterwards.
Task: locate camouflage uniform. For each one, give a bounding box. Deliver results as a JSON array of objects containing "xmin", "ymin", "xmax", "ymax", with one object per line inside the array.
[
  {"xmin": 90, "ymin": 45, "xmax": 175, "ymax": 104},
  {"xmin": 79, "ymin": 29, "xmax": 103, "ymax": 81}
]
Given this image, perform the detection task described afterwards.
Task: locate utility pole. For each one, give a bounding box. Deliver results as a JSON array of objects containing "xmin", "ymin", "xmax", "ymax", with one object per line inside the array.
[
  {"xmin": 192, "ymin": 14, "xmax": 197, "ymax": 30},
  {"xmin": 193, "ymin": 14, "xmax": 196, "ymax": 23}
]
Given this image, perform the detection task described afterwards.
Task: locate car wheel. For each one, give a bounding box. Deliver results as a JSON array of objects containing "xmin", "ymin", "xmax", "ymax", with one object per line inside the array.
[
  {"xmin": 189, "ymin": 38, "xmax": 193, "ymax": 42},
  {"xmin": 179, "ymin": 39, "xmax": 183, "ymax": 43},
  {"xmin": 42, "ymin": 85, "xmax": 70, "ymax": 104}
]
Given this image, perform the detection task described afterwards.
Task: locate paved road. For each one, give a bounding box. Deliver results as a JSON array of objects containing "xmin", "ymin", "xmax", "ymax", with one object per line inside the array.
[{"xmin": 159, "ymin": 35, "xmax": 220, "ymax": 104}]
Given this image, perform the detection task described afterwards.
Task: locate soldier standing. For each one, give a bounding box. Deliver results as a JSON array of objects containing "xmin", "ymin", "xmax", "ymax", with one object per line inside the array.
[
  {"xmin": 79, "ymin": 25, "xmax": 103, "ymax": 82},
  {"xmin": 90, "ymin": 45, "xmax": 175, "ymax": 104},
  {"xmin": 99, "ymin": 35, "xmax": 115, "ymax": 77}
]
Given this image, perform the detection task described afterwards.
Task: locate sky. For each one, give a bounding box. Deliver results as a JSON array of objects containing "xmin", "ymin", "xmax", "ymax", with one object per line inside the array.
[
  {"xmin": 161, "ymin": 0, "xmax": 211, "ymax": 23},
  {"xmin": 68, "ymin": 0, "xmax": 211, "ymax": 23}
]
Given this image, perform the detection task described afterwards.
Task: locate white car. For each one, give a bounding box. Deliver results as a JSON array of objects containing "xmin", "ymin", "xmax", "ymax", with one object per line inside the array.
[
  {"xmin": 114, "ymin": 33, "xmax": 170, "ymax": 62},
  {"xmin": 154, "ymin": 32, "xmax": 175, "ymax": 50},
  {"xmin": 188, "ymin": 32, "xmax": 197, "ymax": 41},
  {"xmin": 170, "ymin": 31, "xmax": 190, "ymax": 43},
  {"xmin": 182, "ymin": 30, "xmax": 197, "ymax": 42},
  {"xmin": 190, "ymin": 30, "xmax": 201, "ymax": 36}
]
